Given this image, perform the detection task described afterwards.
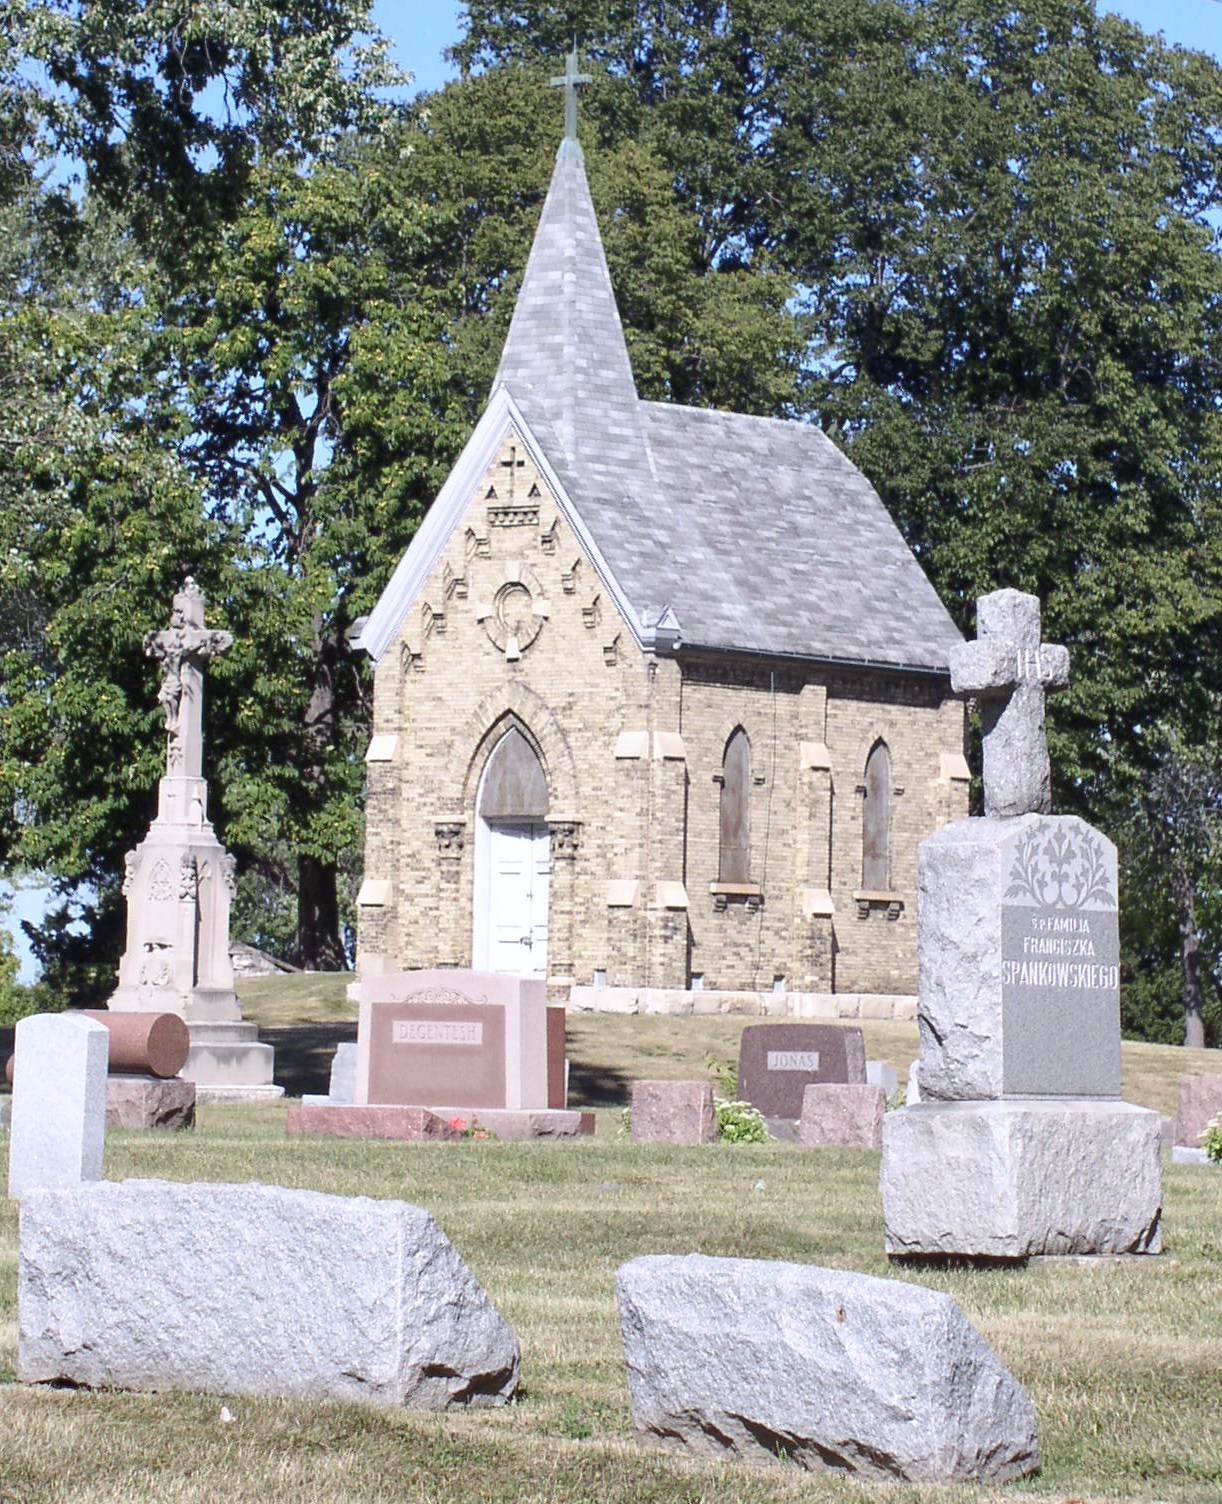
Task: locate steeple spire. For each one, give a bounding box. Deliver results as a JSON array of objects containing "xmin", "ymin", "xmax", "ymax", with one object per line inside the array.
[
  {"xmin": 493, "ymin": 54, "xmax": 656, "ymax": 519},
  {"xmin": 549, "ymin": 43, "xmax": 592, "ymax": 161}
]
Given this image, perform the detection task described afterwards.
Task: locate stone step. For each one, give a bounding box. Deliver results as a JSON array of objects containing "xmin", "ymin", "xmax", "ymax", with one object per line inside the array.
[
  {"xmin": 187, "ymin": 1021, "xmax": 259, "ymax": 1045},
  {"xmin": 182, "ymin": 1040, "xmax": 276, "ymax": 1088}
]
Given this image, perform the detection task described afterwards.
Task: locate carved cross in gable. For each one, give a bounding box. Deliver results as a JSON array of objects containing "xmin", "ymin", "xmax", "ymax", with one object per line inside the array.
[
  {"xmin": 950, "ymin": 589, "xmax": 1069, "ymax": 818},
  {"xmin": 500, "ymin": 445, "xmax": 526, "ymax": 500}
]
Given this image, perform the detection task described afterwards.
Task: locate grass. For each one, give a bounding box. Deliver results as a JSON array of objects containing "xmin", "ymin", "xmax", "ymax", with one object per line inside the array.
[{"xmin": 3, "ymin": 983, "xmax": 1222, "ymax": 1503}]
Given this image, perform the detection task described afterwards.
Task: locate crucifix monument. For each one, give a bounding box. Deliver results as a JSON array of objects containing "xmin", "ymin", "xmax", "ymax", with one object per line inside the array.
[
  {"xmin": 880, "ymin": 588, "xmax": 1161, "ymax": 1258},
  {"xmin": 110, "ymin": 580, "xmax": 278, "ymax": 1097}
]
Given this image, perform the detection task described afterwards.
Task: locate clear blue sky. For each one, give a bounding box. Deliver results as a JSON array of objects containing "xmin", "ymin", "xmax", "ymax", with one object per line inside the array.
[
  {"xmin": 5, "ymin": 0, "xmax": 1221, "ymax": 980},
  {"xmin": 371, "ymin": 0, "xmax": 1222, "ymax": 95}
]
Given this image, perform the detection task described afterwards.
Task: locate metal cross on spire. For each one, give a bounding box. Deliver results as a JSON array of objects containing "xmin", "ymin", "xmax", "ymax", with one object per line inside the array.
[{"xmin": 550, "ymin": 43, "xmax": 592, "ymax": 158}]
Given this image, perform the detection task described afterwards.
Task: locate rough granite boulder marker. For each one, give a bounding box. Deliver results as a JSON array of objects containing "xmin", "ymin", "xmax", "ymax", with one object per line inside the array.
[
  {"xmin": 616, "ymin": 1254, "xmax": 1039, "ymax": 1483},
  {"xmin": 19, "ymin": 1180, "xmax": 520, "ymax": 1409},
  {"xmin": 631, "ymin": 1080, "xmax": 718, "ymax": 1144},
  {"xmin": 798, "ymin": 1083, "xmax": 885, "ymax": 1148}
]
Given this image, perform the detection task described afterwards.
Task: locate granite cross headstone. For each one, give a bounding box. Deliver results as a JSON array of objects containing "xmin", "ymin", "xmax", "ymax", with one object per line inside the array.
[
  {"xmin": 881, "ymin": 588, "xmax": 1162, "ymax": 1258},
  {"xmin": 949, "ymin": 589, "xmax": 1068, "ymax": 818}
]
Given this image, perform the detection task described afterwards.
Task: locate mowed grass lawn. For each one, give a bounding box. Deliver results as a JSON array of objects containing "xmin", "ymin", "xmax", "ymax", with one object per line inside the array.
[{"xmin": 0, "ymin": 983, "xmax": 1220, "ymax": 1504}]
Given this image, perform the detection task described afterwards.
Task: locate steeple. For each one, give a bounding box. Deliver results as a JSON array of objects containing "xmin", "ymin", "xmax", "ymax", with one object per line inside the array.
[{"xmin": 492, "ymin": 50, "xmax": 655, "ymax": 508}]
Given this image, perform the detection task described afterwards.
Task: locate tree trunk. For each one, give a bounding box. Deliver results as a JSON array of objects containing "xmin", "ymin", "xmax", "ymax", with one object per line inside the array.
[
  {"xmin": 296, "ymin": 852, "xmax": 345, "ymax": 971},
  {"xmin": 294, "ymin": 611, "xmax": 346, "ymax": 971},
  {"xmin": 1170, "ymin": 855, "xmax": 1205, "ymax": 1049}
]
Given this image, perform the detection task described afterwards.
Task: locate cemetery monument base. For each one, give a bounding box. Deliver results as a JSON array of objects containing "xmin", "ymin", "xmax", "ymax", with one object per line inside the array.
[{"xmin": 881, "ymin": 1099, "xmax": 1162, "ymax": 1258}]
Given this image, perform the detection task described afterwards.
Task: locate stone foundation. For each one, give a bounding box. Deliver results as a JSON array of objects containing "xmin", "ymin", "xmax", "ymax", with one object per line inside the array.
[{"xmin": 567, "ymin": 987, "xmax": 916, "ymax": 1020}]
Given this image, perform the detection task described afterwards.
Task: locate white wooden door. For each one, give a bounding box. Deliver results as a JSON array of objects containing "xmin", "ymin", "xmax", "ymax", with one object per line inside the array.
[{"xmin": 487, "ymin": 821, "xmax": 550, "ymax": 976}]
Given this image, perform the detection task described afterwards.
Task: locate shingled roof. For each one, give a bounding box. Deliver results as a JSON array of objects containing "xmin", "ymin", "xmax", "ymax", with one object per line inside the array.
[
  {"xmin": 361, "ymin": 129, "xmax": 962, "ymax": 674},
  {"xmin": 491, "ymin": 141, "xmax": 960, "ymax": 672}
]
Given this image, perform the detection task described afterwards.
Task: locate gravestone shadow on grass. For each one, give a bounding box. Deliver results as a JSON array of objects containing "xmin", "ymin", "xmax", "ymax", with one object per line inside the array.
[
  {"xmin": 6, "ymin": 1020, "xmax": 637, "ymax": 1108},
  {"xmin": 262, "ymin": 1022, "xmax": 357, "ymax": 1099}
]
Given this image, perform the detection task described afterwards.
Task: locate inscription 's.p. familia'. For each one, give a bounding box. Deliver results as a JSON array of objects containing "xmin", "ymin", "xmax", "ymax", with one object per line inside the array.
[{"xmin": 392, "ymin": 1019, "xmax": 484, "ymax": 1047}]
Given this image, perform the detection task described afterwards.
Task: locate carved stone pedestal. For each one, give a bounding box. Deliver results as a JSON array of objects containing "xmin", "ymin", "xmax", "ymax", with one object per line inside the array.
[{"xmin": 882, "ymin": 1099, "xmax": 1162, "ymax": 1258}]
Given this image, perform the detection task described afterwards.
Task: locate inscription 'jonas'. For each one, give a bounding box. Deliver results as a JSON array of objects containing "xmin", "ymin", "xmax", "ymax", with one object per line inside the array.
[{"xmin": 767, "ymin": 1050, "xmax": 821, "ymax": 1072}]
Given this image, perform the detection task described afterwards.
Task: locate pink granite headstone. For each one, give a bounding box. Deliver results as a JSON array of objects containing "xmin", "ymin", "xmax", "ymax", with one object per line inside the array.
[
  {"xmin": 1175, "ymin": 1075, "xmax": 1222, "ymax": 1148},
  {"xmin": 798, "ymin": 1083, "xmax": 886, "ymax": 1148},
  {"xmin": 631, "ymin": 1080, "xmax": 718, "ymax": 1145}
]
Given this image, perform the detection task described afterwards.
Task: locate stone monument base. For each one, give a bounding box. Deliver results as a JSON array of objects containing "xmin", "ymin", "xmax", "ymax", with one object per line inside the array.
[
  {"xmin": 286, "ymin": 1103, "xmax": 593, "ymax": 1141},
  {"xmin": 183, "ymin": 1021, "xmax": 277, "ymax": 1092},
  {"xmin": 881, "ymin": 1099, "xmax": 1162, "ymax": 1259},
  {"xmin": 106, "ymin": 1075, "xmax": 196, "ymax": 1131}
]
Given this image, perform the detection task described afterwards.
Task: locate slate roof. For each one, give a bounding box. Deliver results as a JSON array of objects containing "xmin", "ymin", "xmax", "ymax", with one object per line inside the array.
[
  {"xmin": 363, "ymin": 135, "xmax": 961, "ymax": 674},
  {"xmin": 490, "ymin": 142, "xmax": 961, "ymax": 674}
]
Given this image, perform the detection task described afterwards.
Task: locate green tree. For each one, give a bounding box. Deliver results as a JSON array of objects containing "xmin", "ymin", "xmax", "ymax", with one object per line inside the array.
[
  {"xmin": 456, "ymin": 0, "xmax": 1222, "ymax": 1028},
  {"xmin": 1126, "ymin": 736, "xmax": 1222, "ymax": 1047},
  {"xmin": 4, "ymin": 0, "xmax": 416, "ymax": 971}
]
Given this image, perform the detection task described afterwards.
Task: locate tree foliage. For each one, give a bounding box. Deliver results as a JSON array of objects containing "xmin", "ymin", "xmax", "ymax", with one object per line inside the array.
[
  {"xmin": 455, "ymin": 0, "xmax": 1222, "ymax": 1033},
  {"xmin": 3, "ymin": 0, "xmax": 1220, "ymax": 1025},
  {"xmin": 2, "ymin": 0, "xmax": 419, "ymax": 972}
]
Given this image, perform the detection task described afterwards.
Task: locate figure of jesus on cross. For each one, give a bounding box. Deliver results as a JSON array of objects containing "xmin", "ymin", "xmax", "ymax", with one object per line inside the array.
[
  {"xmin": 144, "ymin": 578, "xmax": 233, "ymax": 781},
  {"xmin": 950, "ymin": 589, "xmax": 1069, "ymax": 818}
]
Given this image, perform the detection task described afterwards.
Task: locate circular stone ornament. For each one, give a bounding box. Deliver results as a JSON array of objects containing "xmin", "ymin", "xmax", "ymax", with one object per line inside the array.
[{"xmin": 480, "ymin": 567, "xmax": 548, "ymax": 659}]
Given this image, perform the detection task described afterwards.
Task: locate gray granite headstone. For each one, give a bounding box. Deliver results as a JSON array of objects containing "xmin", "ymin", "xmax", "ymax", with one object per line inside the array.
[
  {"xmin": 737, "ymin": 1025, "xmax": 865, "ymax": 1120},
  {"xmin": 882, "ymin": 587, "xmax": 1161, "ymax": 1258},
  {"xmin": 8, "ymin": 1013, "xmax": 109, "ymax": 1199},
  {"xmin": 917, "ymin": 814, "xmax": 1120, "ymax": 1101}
]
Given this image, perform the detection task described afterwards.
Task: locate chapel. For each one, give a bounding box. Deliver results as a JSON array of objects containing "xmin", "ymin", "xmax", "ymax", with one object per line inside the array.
[{"xmin": 353, "ymin": 60, "xmax": 969, "ymax": 998}]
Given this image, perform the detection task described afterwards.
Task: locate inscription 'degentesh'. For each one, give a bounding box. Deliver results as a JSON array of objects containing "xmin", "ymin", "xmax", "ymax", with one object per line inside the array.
[
  {"xmin": 767, "ymin": 1050, "xmax": 820, "ymax": 1072},
  {"xmin": 392, "ymin": 1019, "xmax": 484, "ymax": 1047}
]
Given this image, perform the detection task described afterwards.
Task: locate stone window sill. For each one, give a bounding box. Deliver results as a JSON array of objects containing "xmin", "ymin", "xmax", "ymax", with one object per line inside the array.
[
  {"xmin": 852, "ymin": 889, "xmax": 904, "ymax": 920},
  {"xmin": 710, "ymin": 882, "xmax": 763, "ymax": 912}
]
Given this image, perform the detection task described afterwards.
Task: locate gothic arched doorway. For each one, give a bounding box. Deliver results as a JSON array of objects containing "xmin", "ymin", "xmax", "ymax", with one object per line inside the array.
[{"xmin": 472, "ymin": 727, "xmax": 550, "ymax": 975}]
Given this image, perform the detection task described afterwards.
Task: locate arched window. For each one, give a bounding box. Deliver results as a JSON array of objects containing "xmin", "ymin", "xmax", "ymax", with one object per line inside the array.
[
  {"xmin": 478, "ymin": 726, "xmax": 549, "ymax": 821},
  {"xmin": 862, "ymin": 740, "xmax": 891, "ymax": 889},
  {"xmin": 719, "ymin": 728, "xmax": 751, "ymax": 883}
]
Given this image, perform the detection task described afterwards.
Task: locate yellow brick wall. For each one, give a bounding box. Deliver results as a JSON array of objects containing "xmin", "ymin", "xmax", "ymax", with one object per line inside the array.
[{"xmin": 357, "ymin": 427, "xmax": 968, "ymax": 994}]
